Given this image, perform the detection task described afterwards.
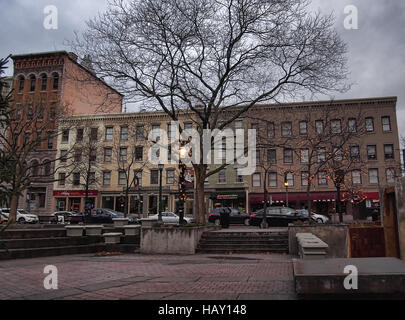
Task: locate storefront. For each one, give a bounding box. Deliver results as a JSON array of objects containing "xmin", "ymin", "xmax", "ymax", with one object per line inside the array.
[
  {"xmin": 209, "ymin": 190, "xmax": 247, "ymax": 212},
  {"xmin": 53, "ymin": 190, "xmax": 98, "ymax": 213}
]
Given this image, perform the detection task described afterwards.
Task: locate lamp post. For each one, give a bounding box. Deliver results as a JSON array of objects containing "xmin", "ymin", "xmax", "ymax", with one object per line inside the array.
[
  {"xmin": 284, "ymin": 181, "xmax": 289, "ymax": 207},
  {"xmin": 158, "ymin": 163, "xmax": 164, "ymax": 222},
  {"xmin": 178, "ymin": 144, "xmax": 187, "ymax": 225}
]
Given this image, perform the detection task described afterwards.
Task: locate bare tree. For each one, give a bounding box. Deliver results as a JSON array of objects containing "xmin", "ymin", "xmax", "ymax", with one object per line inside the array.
[{"xmin": 73, "ymin": 0, "xmax": 349, "ymax": 223}]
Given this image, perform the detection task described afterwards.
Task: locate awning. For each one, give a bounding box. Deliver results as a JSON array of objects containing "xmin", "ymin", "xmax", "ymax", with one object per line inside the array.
[{"xmin": 249, "ymin": 192, "xmax": 336, "ymax": 204}]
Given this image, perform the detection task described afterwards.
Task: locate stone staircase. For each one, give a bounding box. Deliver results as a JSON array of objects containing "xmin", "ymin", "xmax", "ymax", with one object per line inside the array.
[
  {"xmin": 0, "ymin": 227, "xmax": 140, "ymax": 260},
  {"xmin": 196, "ymin": 230, "xmax": 289, "ymax": 254}
]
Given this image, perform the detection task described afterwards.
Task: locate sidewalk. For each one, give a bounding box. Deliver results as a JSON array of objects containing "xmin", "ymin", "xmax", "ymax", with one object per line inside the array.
[{"xmin": 0, "ymin": 252, "xmax": 296, "ymax": 300}]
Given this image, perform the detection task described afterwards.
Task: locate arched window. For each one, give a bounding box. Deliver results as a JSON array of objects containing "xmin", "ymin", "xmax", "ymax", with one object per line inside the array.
[
  {"xmin": 29, "ymin": 74, "xmax": 36, "ymax": 92},
  {"xmin": 32, "ymin": 160, "xmax": 40, "ymax": 177},
  {"xmin": 40, "ymin": 73, "xmax": 47, "ymax": 91},
  {"xmin": 52, "ymin": 72, "xmax": 59, "ymax": 90},
  {"xmin": 18, "ymin": 75, "xmax": 25, "ymax": 93},
  {"xmin": 43, "ymin": 160, "xmax": 51, "ymax": 176}
]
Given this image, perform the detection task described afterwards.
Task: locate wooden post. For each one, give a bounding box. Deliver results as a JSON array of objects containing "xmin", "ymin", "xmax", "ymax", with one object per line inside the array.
[{"xmin": 383, "ymin": 187, "xmax": 400, "ymax": 258}]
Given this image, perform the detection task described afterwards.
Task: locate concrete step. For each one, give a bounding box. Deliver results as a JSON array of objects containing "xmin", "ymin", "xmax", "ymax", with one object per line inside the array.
[
  {"xmin": 199, "ymin": 240, "xmax": 288, "ymax": 246},
  {"xmin": 202, "ymin": 232, "xmax": 288, "ymax": 238},
  {"xmin": 198, "ymin": 243, "xmax": 288, "ymax": 249},
  {"xmin": 0, "ymin": 236, "xmax": 103, "ymax": 250},
  {"xmin": 196, "ymin": 247, "xmax": 288, "ymax": 254},
  {"xmin": 0, "ymin": 229, "xmax": 66, "ymax": 239}
]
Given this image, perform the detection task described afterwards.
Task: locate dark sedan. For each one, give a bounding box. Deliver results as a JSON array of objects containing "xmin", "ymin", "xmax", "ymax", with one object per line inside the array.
[
  {"xmin": 88, "ymin": 208, "xmax": 135, "ymax": 224},
  {"xmin": 208, "ymin": 207, "xmax": 250, "ymax": 226},
  {"xmin": 249, "ymin": 207, "xmax": 309, "ymax": 227}
]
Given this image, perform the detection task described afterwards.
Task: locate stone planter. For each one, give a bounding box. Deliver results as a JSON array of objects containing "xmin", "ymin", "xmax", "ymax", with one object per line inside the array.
[
  {"xmin": 123, "ymin": 225, "xmax": 141, "ymax": 236},
  {"xmin": 85, "ymin": 225, "xmax": 103, "ymax": 236},
  {"xmin": 65, "ymin": 226, "xmax": 84, "ymax": 237},
  {"xmin": 140, "ymin": 225, "xmax": 220, "ymax": 254},
  {"xmin": 103, "ymin": 232, "xmax": 122, "ymax": 244},
  {"xmin": 139, "ymin": 218, "xmax": 158, "ymax": 228},
  {"xmin": 112, "ymin": 218, "xmax": 129, "ymax": 227}
]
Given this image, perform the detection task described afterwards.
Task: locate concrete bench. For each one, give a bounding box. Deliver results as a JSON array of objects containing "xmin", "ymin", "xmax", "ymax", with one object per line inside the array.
[
  {"xmin": 112, "ymin": 218, "xmax": 129, "ymax": 227},
  {"xmin": 296, "ymin": 233, "xmax": 328, "ymax": 260},
  {"xmin": 85, "ymin": 225, "xmax": 104, "ymax": 236},
  {"xmin": 65, "ymin": 226, "xmax": 84, "ymax": 237},
  {"xmin": 123, "ymin": 225, "xmax": 141, "ymax": 236},
  {"xmin": 103, "ymin": 232, "xmax": 122, "ymax": 244}
]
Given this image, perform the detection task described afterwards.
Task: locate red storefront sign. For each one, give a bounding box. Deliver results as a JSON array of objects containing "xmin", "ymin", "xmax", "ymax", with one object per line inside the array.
[{"xmin": 53, "ymin": 190, "xmax": 98, "ymax": 197}]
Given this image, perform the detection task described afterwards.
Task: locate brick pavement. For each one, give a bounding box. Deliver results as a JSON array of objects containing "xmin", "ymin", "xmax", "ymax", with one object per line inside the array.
[{"xmin": 0, "ymin": 253, "xmax": 297, "ymax": 300}]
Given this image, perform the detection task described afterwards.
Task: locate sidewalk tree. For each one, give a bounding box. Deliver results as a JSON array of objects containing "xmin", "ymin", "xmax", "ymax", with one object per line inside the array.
[{"xmin": 73, "ymin": 0, "xmax": 349, "ymax": 224}]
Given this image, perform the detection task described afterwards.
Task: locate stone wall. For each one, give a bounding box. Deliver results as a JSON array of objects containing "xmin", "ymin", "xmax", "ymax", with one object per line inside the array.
[
  {"xmin": 288, "ymin": 224, "xmax": 349, "ymax": 258},
  {"xmin": 140, "ymin": 225, "xmax": 220, "ymax": 254}
]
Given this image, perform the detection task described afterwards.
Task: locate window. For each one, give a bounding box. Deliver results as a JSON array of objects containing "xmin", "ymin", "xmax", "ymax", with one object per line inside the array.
[
  {"xmin": 382, "ymin": 116, "xmax": 391, "ymax": 132},
  {"xmin": 104, "ymin": 148, "xmax": 112, "ymax": 162},
  {"xmin": 24, "ymin": 132, "xmax": 30, "ymax": 145},
  {"xmin": 252, "ymin": 173, "xmax": 261, "ymax": 187},
  {"xmin": 235, "ymin": 168, "xmax": 244, "ymax": 183},
  {"xmin": 301, "ymin": 172, "xmax": 309, "ymax": 186},
  {"xmin": 300, "ymin": 149, "xmax": 309, "ymax": 163},
  {"xmin": 255, "ymin": 149, "xmax": 261, "ymax": 165},
  {"xmin": 38, "ymin": 105, "xmax": 44, "ymax": 121},
  {"xmin": 49, "ymin": 104, "xmax": 56, "ymax": 120},
  {"xmin": 152, "ymin": 124, "xmax": 160, "ymax": 141},
  {"xmin": 267, "ymin": 122, "xmax": 275, "ymax": 138},
  {"xmin": 281, "ymin": 122, "xmax": 292, "ymax": 137},
  {"xmin": 40, "ymin": 74, "xmax": 47, "ymax": 91},
  {"xmin": 283, "ymin": 149, "xmax": 293, "ymax": 164},
  {"xmin": 166, "ymin": 170, "xmax": 175, "ymax": 185},
  {"xmin": 218, "ymin": 169, "xmax": 226, "ymax": 184},
  {"xmin": 119, "ymin": 147, "xmax": 128, "ymax": 162},
  {"xmin": 89, "ymin": 149, "xmax": 97, "ymax": 162},
  {"xmin": 74, "ymin": 149, "xmax": 82, "ymax": 162},
  {"xmin": 103, "ymin": 171, "xmax": 111, "ymax": 186},
  {"xmin": 184, "ymin": 122, "xmax": 193, "ymax": 130},
  {"xmin": 105, "ymin": 127, "xmax": 113, "ymax": 141},
  {"xmin": 234, "ymin": 120, "xmax": 243, "ymax": 130},
  {"xmin": 90, "ymin": 128, "xmax": 98, "ymax": 141},
  {"xmin": 135, "ymin": 146, "xmax": 143, "ymax": 161},
  {"xmin": 269, "ymin": 172, "xmax": 277, "ymax": 187},
  {"xmin": 136, "ymin": 125, "xmax": 144, "ymax": 140},
  {"xmin": 27, "ymin": 105, "xmax": 33, "ymax": 120},
  {"xmin": 150, "ymin": 170, "xmax": 159, "ymax": 185},
  {"xmin": 367, "ymin": 145, "xmax": 377, "ymax": 160},
  {"xmin": 52, "ymin": 73, "xmax": 59, "ymax": 91},
  {"xmin": 47, "ymin": 132, "xmax": 53, "ymax": 150},
  {"xmin": 62, "ymin": 129, "xmax": 69, "ymax": 143},
  {"xmin": 31, "ymin": 160, "xmax": 40, "ymax": 177},
  {"xmin": 299, "ymin": 121, "xmax": 308, "ymax": 135},
  {"xmin": 73, "ymin": 173, "xmax": 81, "ymax": 186},
  {"xmin": 333, "ymin": 147, "xmax": 343, "ymax": 162},
  {"xmin": 267, "ymin": 149, "xmax": 277, "ymax": 165},
  {"xmin": 76, "ymin": 128, "xmax": 84, "ymax": 142},
  {"xmin": 35, "ymin": 131, "xmax": 42, "ymax": 149},
  {"xmin": 365, "ymin": 117, "xmax": 374, "ymax": 132},
  {"xmin": 89, "ymin": 172, "xmax": 96, "ymax": 185},
  {"xmin": 118, "ymin": 171, "xmax": 126, "ymax": 186},
  {"xmin": 331, "ymin": 119, "xmax": 342, "ymax": 134},
  {"xmin": 60, "ymin": 150, "xmax": 68, "ymax": 163},
  {"xmin": 318, "ymin": 172, "xmax": 328, "ymax": 185},
  {"xmin": 386, "ymin": 168, "xmax": 395, "ymax": 184},
  {"xmin": 29, "ymin": 75, "xmax": 36, "ymax": 92},
  {"xmin": 368, "ymin": 169, "xmax": 379, "ymax": 184},
  {"xmin": 18, "ymin": 75, "xmax": 25, "ymax": 93},
  {"xmin": 317, "ymin": 148, "xmax": 326, "ymax": 163},
  {"xmin": 286, "ymin": 172, "xmax": 294, "ymax": 187},
  {"xmin": 352, "ymin": 170, "xmax": 362, "ymax": 185},
  {"xmin": 120, "ymin": 126, "xmax": 128, "ymax": 141},
  {"xmin": 58, "ymin": 173, "xmax": 66, "ymax": 186},
  {"xmin": 134, "ymin": 170, "xmax": 142, "ymax": 187},
  {"xmin": 315, "ymin": 120, "xmax": 324, "ymax": 134},
  {"xmin": 384, "ymin": 144, "xmax": 394, "ymax": 159},
  {"xmin": 348, "ymin": 118, "xmax": 357, "ymax": 133},
  {"xmin": 350, "ymin": 145, "xmax": 360, "ymax": 160},
  {"xmin": 167, "ymin": 123, "xmax": 173, "ymax": 139}
]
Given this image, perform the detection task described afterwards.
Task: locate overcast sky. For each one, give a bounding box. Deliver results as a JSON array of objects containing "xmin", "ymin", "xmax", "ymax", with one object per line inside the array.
[{"xmin": 0, "ymin": 0, "xmax": 404, "ymax": 143}]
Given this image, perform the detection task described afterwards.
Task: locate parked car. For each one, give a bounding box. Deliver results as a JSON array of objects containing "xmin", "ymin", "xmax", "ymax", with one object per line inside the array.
[
  {"xmin": 51, "ymin": 211, "xmax": 76, "ymax": 223},
  {"xmin": 295, "ymin": 209, "xmax": 329, "ymax": 224},
  {"xmin": 146, "ymin": 212, "xmax": 194, "ymax": 224},
  {"xmin": 0, "ymin": 208, "xmax": 39, "ymax": 224},
  {"xmin": 88, "ymin": 208, "xmax": 135, "ymax": 224},
  {"xmin": 208, "ymin": 207, "xmax": 250, "ymax": 226},
  {"xmin": 249, "ymin": 207, "xmax": 309, "ymax": 227}
]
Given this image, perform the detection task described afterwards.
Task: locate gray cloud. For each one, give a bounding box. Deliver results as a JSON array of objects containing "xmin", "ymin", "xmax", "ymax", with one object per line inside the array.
[{"xmin": 1, "ymin": 0, "xmax": 404, "ymax": 142}]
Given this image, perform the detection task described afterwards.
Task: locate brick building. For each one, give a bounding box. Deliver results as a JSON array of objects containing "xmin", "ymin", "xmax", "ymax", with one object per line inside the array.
[{"xmin": 10, "ymin": 51, "xmax": 123, "ymax": 215}]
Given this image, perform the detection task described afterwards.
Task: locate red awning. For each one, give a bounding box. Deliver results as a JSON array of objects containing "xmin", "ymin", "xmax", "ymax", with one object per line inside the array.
[{"xmin": 249, "ymin": 192, "xmax": 336, "ymax": 204}]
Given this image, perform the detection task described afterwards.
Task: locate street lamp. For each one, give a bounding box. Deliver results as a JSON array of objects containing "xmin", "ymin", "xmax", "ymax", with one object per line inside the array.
[
  {"xmin": 158, "ymin": 163, "xmax": 164, "ymax": 222},
  {"xmin": 178, "ymin": 144, "xmax": 187, "ymax": 225},
  {"xmin": 284, "ymin": 181, "xmax": 289, "ymax": 207}
]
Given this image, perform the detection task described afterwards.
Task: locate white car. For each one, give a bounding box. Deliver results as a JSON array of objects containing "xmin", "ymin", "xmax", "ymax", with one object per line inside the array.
[
  {"xmin": 0, "ymin": 208, "xmax": 39, "ymax": 224},
  {"xmin": 296, "ymin": 209, "xmax": 329, "ymax": 224},
  {"xmin": 147, "ymin": 212, "xmax": 194, "ymax": 224}
]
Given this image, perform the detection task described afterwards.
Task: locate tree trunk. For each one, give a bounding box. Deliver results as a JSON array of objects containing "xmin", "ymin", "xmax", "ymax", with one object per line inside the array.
[
  {"xmin": 306, "ymin": 183, "xmax": 312, "ymax": 215},
  {"xmin": 194, "ymin": 164, "xmax": 207, "ymax": 225},
  {"xmin": 9, "ymin": 193, "xmax": 18, "ymax": 224},
  {"xmin": 261, "ymin": 171, "xmax": 268, "ymax": 228}
]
